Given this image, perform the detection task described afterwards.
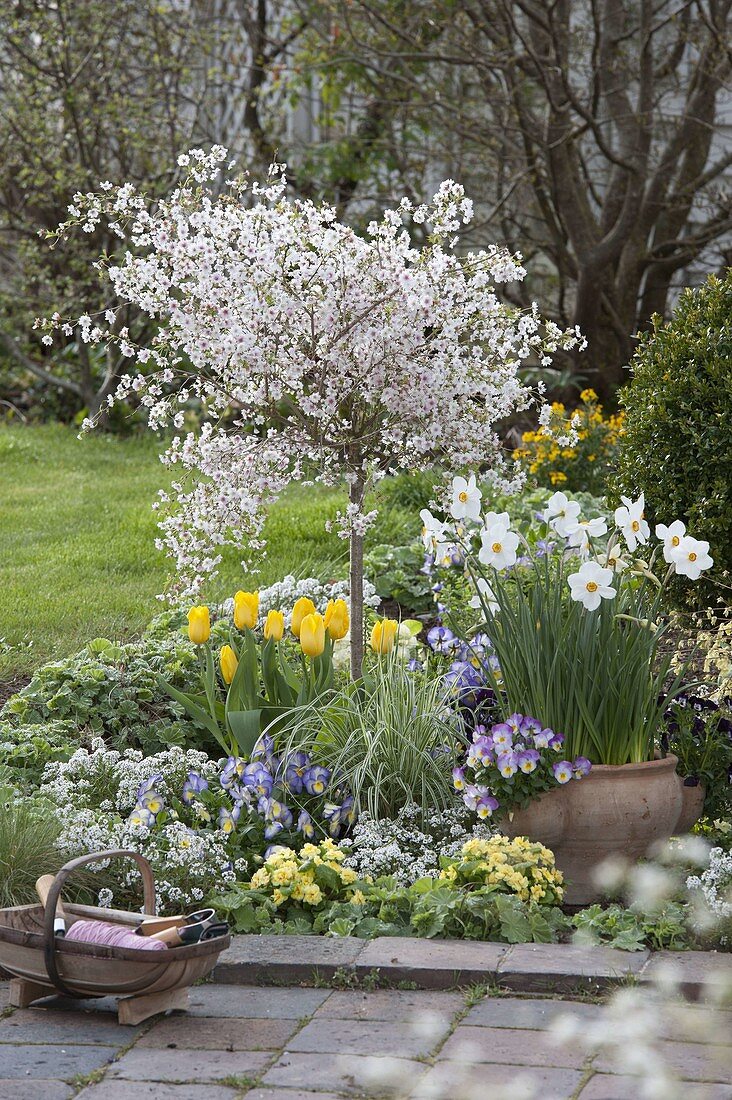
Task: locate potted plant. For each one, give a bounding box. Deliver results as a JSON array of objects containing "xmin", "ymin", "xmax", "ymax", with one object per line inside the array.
[
  {"xmin": 662, "ymin": 695, "xmax": 732, "ymax": 834},
  {"xmin": 430, "ymin": 481, "xmax": 714, "ymax": 903}
]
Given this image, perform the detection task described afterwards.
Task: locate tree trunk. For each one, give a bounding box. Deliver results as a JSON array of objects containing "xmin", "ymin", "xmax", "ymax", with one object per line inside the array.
[{"xmin": 349, "ymin": 474, "xmax": 366, "ymax": 679}]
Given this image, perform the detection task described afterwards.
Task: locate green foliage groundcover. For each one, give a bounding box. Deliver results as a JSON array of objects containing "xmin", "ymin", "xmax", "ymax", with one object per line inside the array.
[{"xmin": 616, "ymin": 272, "xmax": 732, "ymax": 605}]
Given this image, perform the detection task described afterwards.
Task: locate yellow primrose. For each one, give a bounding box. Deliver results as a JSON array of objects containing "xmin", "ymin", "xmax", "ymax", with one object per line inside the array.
[
  {"xmin": 219, "ymin": 644, "xmax": 238, "ymax": 684},
  {"xmin": 234, "ymin": 590, "xmax": 259, "ymax": 630},
  {"xmin": 264, "ymin": 609, "xmax": 285, "ymax": 641},
  {"xmin": 291, "ymin": 597, "xmax": 316, "ymax": 638},
  {"xmin": 187, "ymin": 606, "xmax": 210, "ymax": 645}
]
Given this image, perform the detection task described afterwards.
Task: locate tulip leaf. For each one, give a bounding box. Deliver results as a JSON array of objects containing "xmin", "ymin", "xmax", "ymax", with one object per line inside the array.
[
  {"xmin": 157, "ymin": 676, "xmax": 230, "ymax": 756},
  {"xmin": 226, "ymin": 708, "xmax": 263, "ymax": 758}
]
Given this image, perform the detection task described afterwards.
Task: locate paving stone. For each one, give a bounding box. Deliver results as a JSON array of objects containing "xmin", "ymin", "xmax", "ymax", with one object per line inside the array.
[
  {"xmin": 497, "ymin": 943, "xmax": 650, "ymax": 993},
  {"xmin": 109, "ymin": 1047, "xmax": 272, "ymax": 1082},
  {"xmin": 438, "ymin": 1024, "xmax": 588, "ymax": 1069},
  {"xmin": 76, "ymin": 1085, "xmax": 239, "ymax": 1100},
  {"xmin": 139, "ymin": 1014, "xmax": 299, "ymax": 1050},
  {"xmin": 355, "ymin": 936, "xmax": 508, "ymax": 988},
  {"xmin": 594, "ymin": 1039, "xmax": 732, "ymax": 1084},
  {"xmin": 660, "ymin": 1006, "xmax": 732, "ymax": 1046},
  {"xmin": 187, "ymin": 984, "xmax": 329, "ymax": 1019},
  {"xmin": 411, "ymin": 1061, "xmax": 584, "ymax": 1099},
  {"xmin": 215, "ymin": 934, "xmax": 365, "ymax": 984},
  {"xmin": 641, "ymin": 951, "xmax": 732, "ymax": 1001},
  {"xmin": 262, "ymin": 1050, "xmax": 427, "ymax": 1094},
  {"xmin": 315, "ymin": 988, "xmax": 464, "ymax": 1023},
  {"xmin": 287, "ymin": 1017, "xmax": 448, "ymax": 1058},
  {"xmin": 464, "ymin": 995, "xmax": 605, "ymax": 1029},
  {"xmin": 0, "ymin": 1043, "xmax": 117, "ymax": 1079},
  {"xmin": 0, "ymin": 1007, "xmax": 139, "ymax": 1045},
  {"xmin": 579, "ymin": 1074, "xmax": 732, "ymax": 1099},
  {"xmin": 0, "ymin": 1082, "xmax": 73, "ymax": 1100},
  {"xmin": 243, "ymin": 1092, "xmax": 347, "ymax": 1100}
]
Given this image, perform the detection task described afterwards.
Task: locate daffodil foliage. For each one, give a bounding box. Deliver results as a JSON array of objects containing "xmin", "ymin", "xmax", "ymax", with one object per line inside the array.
[{"xmin": 48, "ymin": 145, "xmax": 583, "ymax": 671}]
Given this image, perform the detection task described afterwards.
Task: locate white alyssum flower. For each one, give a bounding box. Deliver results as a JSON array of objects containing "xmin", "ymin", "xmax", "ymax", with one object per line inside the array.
[
  {"xmin": 669, "ymin": 535, "xmax": 713, "ymax": 580},
  {"xmin": 568, "ymin": 560, "xmax": 616, "ymax": 611},
  {"xmin": 449, "ymin": 474, "xmax": 482, "ymax": 521},
  {"xmin": 479, "ymin": 519, "xmax": 519, "ymax": 570},
  {"xmin": 542, "ymin": 491, "xmax": 582, "ymax": 537},
  {"xmin": 342, "ymin": 804, "xmax": 493, "ymax": 886},
  {"xmin": 686, "ymin": 847, "xmax": 732, "ymax": 945},
  {"xmin": 614, "ymin": 493, "xmax": 650, "ymax": 552},
  {"xmin": 655, "ymin": 520, "xmax": 687, "ymax": 564}
]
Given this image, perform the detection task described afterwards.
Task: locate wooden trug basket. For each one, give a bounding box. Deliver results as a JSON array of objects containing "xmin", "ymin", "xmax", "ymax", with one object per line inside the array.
[{"xmin": 0, "ymin": 849, "xmax": 231, "ymax": 1024}]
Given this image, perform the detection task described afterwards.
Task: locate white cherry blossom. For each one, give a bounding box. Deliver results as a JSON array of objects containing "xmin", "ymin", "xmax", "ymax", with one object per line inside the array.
[{"xmin": 48, "ymin": 147, "xmax": 584, "ymax": 636}]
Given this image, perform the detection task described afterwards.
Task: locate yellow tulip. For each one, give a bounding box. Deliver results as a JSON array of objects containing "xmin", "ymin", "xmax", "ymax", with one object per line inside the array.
[
  {"xmin": 219, "ymin": 644, "xmax": 238, "ymax": 684},
  {"xmin": 264, "ymin": 609, "xmax": 285, "ymax": 642},
  {"xmin": 371, "ymin": 617, "xmax": 398, "ymax": 654},
  {"xmin": 324, "ymin": 598, "xmax": 349, "ymax": 640},
  {"xmin": 187, "ymin": 606, "xmax": 210, "ymax": 645},
  {"xmin": 291, "ymin": 597, "xmax": 316, "ymax": 638},
  {"xmin": 233, "ymin": 590, "xmax": 258, "ymax": 630},
  {"xmin": 300, "ymin": 612, "xmax": 325, "ymax": 658}
]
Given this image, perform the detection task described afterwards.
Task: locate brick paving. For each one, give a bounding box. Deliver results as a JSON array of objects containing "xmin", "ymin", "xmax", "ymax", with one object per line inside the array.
[{"xmin": 0, "ymin": 981, "xmax": 730, "ymax": 1099}]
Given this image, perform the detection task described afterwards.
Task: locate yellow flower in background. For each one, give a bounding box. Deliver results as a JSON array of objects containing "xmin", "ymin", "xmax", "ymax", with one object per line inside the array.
[
  {"xmin": 233, "ymin": 590, "xmax": 259, "ymax": 630},
  {"xmin": 371, "ymin": 617, "xmax": 398, "ymax": 654},
  {"xmin": 187, "ymin": 606, "xmax": 210, "ymax": 644},
  {"xmin": 291, "ymin": 597, "xmax": 316, "ymax": 638},
  {"xmin": 219, "ymin": 644, "xmax": 238, "ymax": 684},
  {"xmin": 300, "ymin": 612, "xmax": 326, "ymax": 657},
  {"xmin": 264, "ymin": 609, "xmax": 285, "ymax": 641},
  {"xmin": 324, "ymin": 598, "xmax": 349, "ymax": 640}
]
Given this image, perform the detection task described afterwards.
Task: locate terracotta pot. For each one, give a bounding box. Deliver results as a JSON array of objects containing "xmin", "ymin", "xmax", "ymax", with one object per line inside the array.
[
  {"xmin": 500, "ymin": 754, "xmax": 683, "ymax": 905},
  {"xmin": 675, "ymin": 780, "xmax": 706, "ymax": 835}
]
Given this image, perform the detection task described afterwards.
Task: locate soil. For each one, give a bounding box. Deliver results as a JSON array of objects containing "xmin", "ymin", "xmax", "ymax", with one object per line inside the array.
[{"xmin": 0, "ymin": 677, "xmax": 29, "ymax": 708}]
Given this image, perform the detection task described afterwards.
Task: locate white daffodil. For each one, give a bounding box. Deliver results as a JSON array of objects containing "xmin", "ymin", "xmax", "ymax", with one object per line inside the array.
[
  {"xmin": 479, "ymin": 520, "xmax": 519, "ymax": 570},
  {"xmin": 566, "ymin": 516, "xmax": 608, "ymax": 556},
  {"xmin": 596, "ymin": 547, "xmax": 628, "ymax": 574},
  {"xmin": 655, "ymin": 520, "xmax": 687, "ymax": 564},
  {"xmin": 542, "ymin": 491, "xmax": 582, "ymax": 537},
  {"xmin": 568, "ymin": 560, "xmax": 616, "ymax": 611},
  {"xmin": 450, "ymin": 474, "xmax": 482, "ymax": 521},
  {"xmin": 614, "ymin": 493, "xmax": 650, "ymax": 552},
  {"xmin": 470, "ymin": 577, "xmax": 499, "ymax": 614},
  {"xmin": 482, "ymin": 509, "xmax": 511, "ymax": 530},
  {"xmin": 419, "ymin": 508, "xmax": 447, "ymax": 553},
  {"xmin": 669, "ymin": 535, "xmax": 713, "ymax": 580}
]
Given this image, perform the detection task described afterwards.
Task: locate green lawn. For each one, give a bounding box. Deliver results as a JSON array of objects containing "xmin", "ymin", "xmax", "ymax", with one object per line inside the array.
[{"xmin": 0, "ymin": 424, "xmax": 414, "ymax": 681}]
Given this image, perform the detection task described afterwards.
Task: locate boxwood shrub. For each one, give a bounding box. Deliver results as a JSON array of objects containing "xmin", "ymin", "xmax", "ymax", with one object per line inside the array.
[{"xmin": 615, "ymin": 273, "xmax": 732, "ymax": 605}]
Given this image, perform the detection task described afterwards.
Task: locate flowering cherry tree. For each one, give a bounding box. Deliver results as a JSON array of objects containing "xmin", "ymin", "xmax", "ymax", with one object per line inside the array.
[{"xmin": 47, "ymin": 146, "xmax": 584, "ymax": 675}]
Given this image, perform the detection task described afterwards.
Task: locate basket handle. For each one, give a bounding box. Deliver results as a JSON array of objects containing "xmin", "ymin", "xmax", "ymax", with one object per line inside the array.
[{"xmin": 43, "ymin": 849, "xmax": 158, "ymax": 997}]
